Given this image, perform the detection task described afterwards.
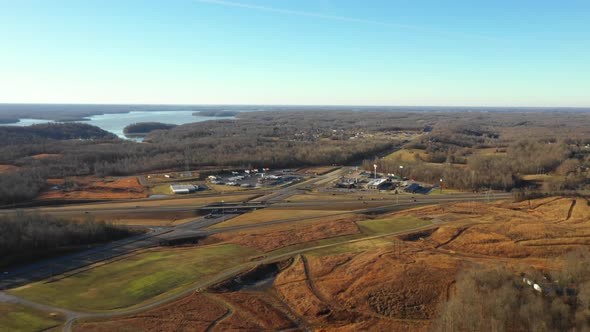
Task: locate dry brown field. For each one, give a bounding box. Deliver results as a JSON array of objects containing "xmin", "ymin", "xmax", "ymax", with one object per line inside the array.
[{"xmin": 73, "ymin": 196, "xmax": 590, "ymax": 331}]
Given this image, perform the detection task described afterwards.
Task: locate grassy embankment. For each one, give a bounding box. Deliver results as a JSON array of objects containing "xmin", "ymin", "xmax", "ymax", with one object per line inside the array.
[
  {"xmin": 0, "ymin": 303, "xmax": 64, "ymax": 332},
  {"xmin": 384, "ymin": 149, "xmax": 426, "ymax": 161},
  {"xmin": 10, "ymin": 244, "xmax": 259, "ymax": 312},
  {"xmin": 37, "ymin": 194, "xmax": 255, "ymax": 212},
  {"xmin": 149, "ymin": 184, "xmax": 173, "ymax": 195},
  {"xmin": 208, "ymin": 208, "xmax": 343, "ymax": 229}
]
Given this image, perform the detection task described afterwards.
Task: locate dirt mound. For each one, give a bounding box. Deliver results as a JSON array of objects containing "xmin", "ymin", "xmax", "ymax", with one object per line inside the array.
[{"xmin": 0, "ymin": 164, "xmax": 20, "ymax": 174}]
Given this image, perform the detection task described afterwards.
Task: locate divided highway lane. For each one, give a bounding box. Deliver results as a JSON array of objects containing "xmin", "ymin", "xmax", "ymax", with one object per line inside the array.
[
  {"xmin": 253, "ymin": 168, "xmax": 345, "ymax": 203},
  {"xmin": 203, "ymin": 193, "xmax": 513, "ymax": 235},
  {"xmin": 0, "ymin": 192, "xmax": 258, "ymax": 216},
  {"xmin": 275, "ymin": 192, "xmax": 514, "ymax": 207}
]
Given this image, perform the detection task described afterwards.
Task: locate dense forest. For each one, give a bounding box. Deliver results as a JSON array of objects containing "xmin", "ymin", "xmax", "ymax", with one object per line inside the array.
[
  {"xmin": 0, "ymin": 122, "xmax": 116, "ymax": 145},
  {"xmin": 0, "ymin": 213, "xmax": 134, "ymax": 268},
  {"xmin": 1, "ymin": 110, "xmax": 590, "ymax": 203},
  {"xmin": 437, "ymin": 250, "xmax": 590, "ymax": 331}
]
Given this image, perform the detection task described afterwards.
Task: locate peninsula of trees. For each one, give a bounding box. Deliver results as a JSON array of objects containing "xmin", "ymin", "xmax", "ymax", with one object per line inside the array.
[{"xmin": 123, "ymin": 122, "xmax": 178, "ymax": 136}]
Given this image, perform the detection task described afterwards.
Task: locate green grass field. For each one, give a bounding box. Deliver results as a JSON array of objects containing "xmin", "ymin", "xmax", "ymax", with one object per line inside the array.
[
  {"xmin": 207, "ymin": 183, "xmax": 251, "ymax": 193},
  {"xmin": 150, "ymin": 184, "xmax": 173, "ymax": 195},
  {"xmin": 384, "ymin": 149, "xmax": 426, "ymax": 161},
  {"xmin": 308, "ymin": 237, "xmax": 395, "ymax": 256},
  {"xmin": 10, "ymin": 244, "xmax": 259, "ymax": 312},
  {"xmin": 357, "ymin": 216, "xmax": 432, "ymax": 235},
  {"xmin": 0, "ymin": 303, "xmax": 64, "ymax": 332},
  {"xmin": 208, "ymin": 208, "xmax": 343, "ymax": 229}
]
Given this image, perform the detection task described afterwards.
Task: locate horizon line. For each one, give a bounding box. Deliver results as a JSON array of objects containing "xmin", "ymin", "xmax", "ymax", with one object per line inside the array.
[{"xmin": 0, "ymin": 102, "xmax": 589, "ymax": 109}]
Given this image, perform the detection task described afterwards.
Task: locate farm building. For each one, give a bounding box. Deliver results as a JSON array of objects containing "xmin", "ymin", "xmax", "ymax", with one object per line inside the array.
[{"xmin": 170, "ymin": 184, "xmax": 199, "ymax": 194}]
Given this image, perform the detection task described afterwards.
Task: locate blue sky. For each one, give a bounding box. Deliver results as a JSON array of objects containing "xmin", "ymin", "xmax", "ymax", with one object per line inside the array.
[{"xmin": 0, "ymin": 0, "xmax": 589, "ymax": 106}]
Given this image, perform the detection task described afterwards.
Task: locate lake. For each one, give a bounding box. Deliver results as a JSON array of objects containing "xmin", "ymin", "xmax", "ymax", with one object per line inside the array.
[{"xmin": 0, "ymin": 110, "xmax": 233, "ymax": 139}]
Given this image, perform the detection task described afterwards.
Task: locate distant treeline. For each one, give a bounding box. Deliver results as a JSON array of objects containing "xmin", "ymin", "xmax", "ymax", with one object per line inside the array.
[
  {"xmin": 366, "ymin": 139, "xmax": 578, "ymax": 191},
  {"xmin": 2, "ymin": 110, "xmax": 590, "ymax": 203},
  {"xmin": 0, "ymin": 122, "xmax": 116, "ymax": 145},
  {"xmin": 123, "ymin": 122, "xmax": 178, "ymax": 135},
  {"xmin": 0, "ymin": 104, "xmax": 246, "ymax": 123},
  {"xmin": 0, "ymin": 111, "xmax": 413, "ymax": 203},
  {"xmin": 363, "ymin": 116, "xmax": 590, "ymax": 192},
  {"xmin": 0, "ymin": 213, "xmax": 134, "ymax": 268},
  {"xmin": 193, "ymin": 110, "xmax": 240, "ymax": 117}
]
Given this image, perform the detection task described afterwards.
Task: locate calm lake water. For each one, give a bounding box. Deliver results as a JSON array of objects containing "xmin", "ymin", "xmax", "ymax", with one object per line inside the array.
[{"xmin": 0, "ymin": 110, "xmax": 232, "ymax": 139}]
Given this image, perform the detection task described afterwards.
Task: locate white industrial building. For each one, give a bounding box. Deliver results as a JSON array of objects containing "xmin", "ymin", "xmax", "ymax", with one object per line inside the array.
[{"xmin": 170, "ymin": 184, "xmax": 199, "ymax": 194}]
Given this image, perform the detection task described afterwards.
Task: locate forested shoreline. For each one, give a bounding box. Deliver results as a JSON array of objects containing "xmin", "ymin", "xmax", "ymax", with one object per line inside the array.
[{"xmin": 123, "ymin": 122, "xmax": 178, "ymax": 136}]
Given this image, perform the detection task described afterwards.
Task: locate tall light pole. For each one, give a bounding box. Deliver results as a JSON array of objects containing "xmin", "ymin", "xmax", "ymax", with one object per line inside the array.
[
  {"xmin": 440, "ymin": 178, "xmax": 443, "ymax": 194},
  {"xmin": 373, "ymin": 164, "xmax": 377, "ymax": 179},
  {"xmin": 399, "ymin": 165, "xmax": 404, "ymax": 178}
]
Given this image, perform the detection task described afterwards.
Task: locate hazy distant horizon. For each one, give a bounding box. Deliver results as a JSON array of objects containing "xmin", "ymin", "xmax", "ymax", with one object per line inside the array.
[{"xmin": 1, "ymin": 103, "xmax": 590, "ymax": 111}]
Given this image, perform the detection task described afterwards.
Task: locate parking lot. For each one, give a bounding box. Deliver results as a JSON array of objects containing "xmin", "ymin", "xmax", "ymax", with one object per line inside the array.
[{"xmin": 207, "ymin": 169, "xmax": 304, "ymax": 189}]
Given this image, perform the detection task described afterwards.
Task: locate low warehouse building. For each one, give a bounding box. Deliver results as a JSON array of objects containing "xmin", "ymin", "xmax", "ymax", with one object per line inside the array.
[{"xmin": 170, "ymin": 184, "xmax": 199, "ymax": 194}]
